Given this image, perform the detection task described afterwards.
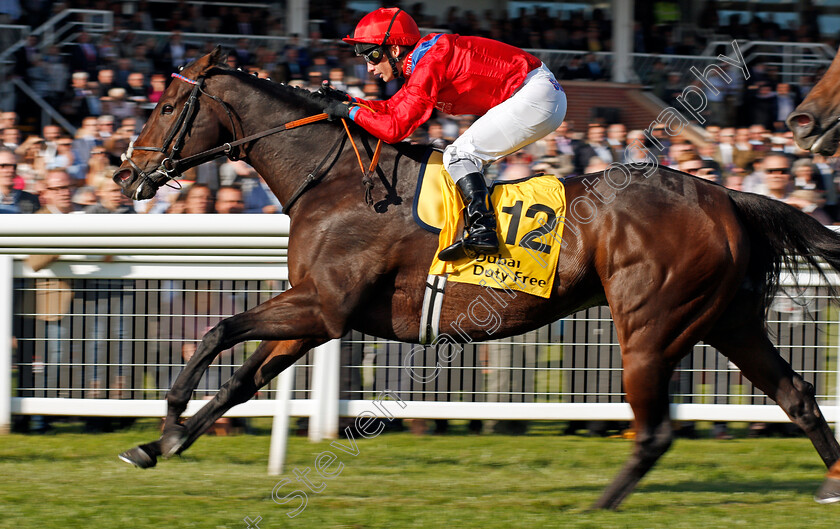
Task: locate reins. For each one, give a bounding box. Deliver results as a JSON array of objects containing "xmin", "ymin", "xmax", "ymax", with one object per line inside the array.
[{"xmin": 124, "ymin": 71, "xmax": 382, "ymax": 210}]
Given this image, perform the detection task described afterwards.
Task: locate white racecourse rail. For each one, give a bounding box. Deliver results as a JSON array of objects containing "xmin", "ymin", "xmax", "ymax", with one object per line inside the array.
[{"xmin": 1, "ymin": 216, "xmax": 840, "ymax": 457}]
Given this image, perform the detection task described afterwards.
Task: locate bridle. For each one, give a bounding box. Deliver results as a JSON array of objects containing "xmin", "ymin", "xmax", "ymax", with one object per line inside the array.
[
  {"xmin": 120, "ymin": 70, "xmax": 382, "ymax": 211},
  {"xmin": 121, "ymin": 72, "xmax": 244, "ymax": 197}
]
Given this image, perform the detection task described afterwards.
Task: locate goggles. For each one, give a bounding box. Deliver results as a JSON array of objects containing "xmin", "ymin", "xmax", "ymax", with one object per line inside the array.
[{"xmin": 355, "ymin": 44, "xmax": 385, "ymax": 64}]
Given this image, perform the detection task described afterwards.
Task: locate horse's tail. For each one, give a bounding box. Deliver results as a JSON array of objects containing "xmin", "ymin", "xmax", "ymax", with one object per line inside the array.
[{"xmin": 728, "ymin": 189, "xmax": 840, "ymax": 313}]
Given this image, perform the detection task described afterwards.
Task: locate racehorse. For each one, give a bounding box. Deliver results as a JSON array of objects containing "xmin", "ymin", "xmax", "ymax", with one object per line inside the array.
[
  {"xmin": 786, "ymin": 49, "xmax": 840, "ymax": 504},
  {"xmin": 115, "ymin": 47, "xmax": 840, "ymax": 509}
]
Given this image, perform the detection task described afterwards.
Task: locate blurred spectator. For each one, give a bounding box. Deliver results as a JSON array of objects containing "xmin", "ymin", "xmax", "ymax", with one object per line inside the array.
[
  {"xmin": 69, "ymin": 31, "xmax": 100, "ymax": 75},
  {"xmin": 582, "ymin": 53, "xmax": 606, "ymax": 80},
  {"xmin": 41, "ymin": 124, "xmax": 62, "ymax": 166},
  {"xmin": 791, "ymin": 159, "xmax": 825, "ymax": 196},
  {"xmin": 733, "ymin": 127, "xmax": 757, "ymax": 169},
  {"xmin": 574, "ymin": 124, "xmax": 613, "ymax": 174},
  {"xmin": 748, "ymin": 124, "xmax": 771, "ymax": 153},
  {"xmin": 2, "ymin": 127, "xmax": 21, "ymax": 149},
  {"xmin": 15, "ymin": 136, "xmax": 48, "ymax": 190},
  {"xmin": 553, "ymin": 121, "xmax": 580, "ymax": 158},
  {"xmin": 61, "ymin": 71, "xmax": 99, "ymax": 126},
  {"xmin": 219, "ymin": 160, "xmax": 280, "ymax": 213},
  {"xmin": 159, "ymin": 30, "xmax": 188, "ymax": 69},
  {"xmin": 0, "ymin": 147, "xmax": 39, "ymax": 213},
  {"xmin": 697, "ymin": 142, "xmax": 723, "ymax": 182},
  {"xmin": 761, "ymin": 153, "xmax": 793, "ymax": 201},
  {"xmin": 49, "ymin": 136, "xmax": 77, "ymax": 173},
  {"xmin": 14, "ymin": 34, "xmax": 40, "ymax": 79},
  {"xmin": 96, "ymin": 115, "xmax": 115, "ymax": 140},
  {"xmin": 85, "ymin": 176, "xmax": 136, "ymax": 214},
  {"xmin": 130, "ymin": 43, "xmax": 155, "ymax": 77},
  {"xmin": 724, "ymin": 167, "xmax": 746, "ymax": 191},
  {"xmin": 84, "ymin": 147, "xmax": 113, "ymax": 188},
  {"xmin": 0, "ymin": 112, "xmax": 17, "ymax": 130},
  {"xmin": 125, "ymin": 72, "xmax": 149, "ymax": 103},
  {"xmin": 215, "ymin": 185, "xmax": 245, "ymax": 214},
  {"xmin": 678, "ymin": 152, "xmax": 717, "ymax": 182},
  {"xmin": 72, "ymin": 186, "xmax": 98, "ymax": 208},
  {"xmin": 148, "ymin": 73, "xmax": 168, "ymax": 103},
  {"xmin": 715, "ymin": 127, "xmax": 736, "ymax": 169},
  {"xmin": 101, "ymin": 88, "xmax": 138, "ymax": 121},
  {"xmin": 787, "ymin": 189, "xmax": 833, "ymax": 224},
  {"xmin": 94, "ymin": 68, "xmax": 117, "ymax": 98},
  {"xmin": 179, "ymin": 184, "xmax": 213, "ymax": 214},
  {"xmin": 531, "ymin": 132, "xmax": 573, "ymax": 176},
  {"xmin": 426, "ymin": 120, "xmax": 449, "ymax": 149},
  {"xmin": 606, "ymin": 123, "xmax": 627, "ymax": 161},
  {"xmin": 751, "ymin": 84, "xmax": 777, "ymax": 131},
  {"xmin": 774, "ymin": 83, "xmax": 799, "ymax": 131},
  {"xmin": 36, "ymin": 168, "xmax": 78, "ymax": 215}
]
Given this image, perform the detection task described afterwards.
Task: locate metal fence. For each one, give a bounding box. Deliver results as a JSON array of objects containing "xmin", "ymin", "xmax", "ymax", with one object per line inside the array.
[{"xmin": 2, "ymin": 216, "xmax": 839, "ymax": 439}]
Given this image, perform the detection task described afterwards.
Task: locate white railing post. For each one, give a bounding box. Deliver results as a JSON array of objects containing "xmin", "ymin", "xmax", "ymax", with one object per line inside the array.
[
  {"xmin": 0, "ymin": 255, "xmax": 12, "ymax": 434},
  {"xmin": 267, "ymin": 363, "xmax": 295, "ymax": 475},
  {"xmin": 309, "ymin": 339, "xmax": 340, "ymax": 442},
  {"xmin": 836, "ymin": 305, "xmax": 840, "ymax": 443}
]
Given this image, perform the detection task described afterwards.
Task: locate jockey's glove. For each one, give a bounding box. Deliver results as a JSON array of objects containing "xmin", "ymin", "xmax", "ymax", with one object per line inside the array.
[
  {"xmin": 318, "ymin": 80, "xmax": 349, "ymax": 102},
  {"xmin": 323, "ymin": 100, "xmax": 352, "ymax": 121}
]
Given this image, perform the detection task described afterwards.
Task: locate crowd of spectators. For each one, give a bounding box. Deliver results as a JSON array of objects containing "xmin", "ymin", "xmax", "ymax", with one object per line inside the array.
[{"xmin": 1, "ymin": 2, "xmax": 838, "ymax": 225}]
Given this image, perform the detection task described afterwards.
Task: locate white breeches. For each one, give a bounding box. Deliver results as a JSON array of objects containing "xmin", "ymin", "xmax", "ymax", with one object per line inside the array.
[{"xmin": 442, "ymin": 63, "xmax": 567, "ymax": 183}]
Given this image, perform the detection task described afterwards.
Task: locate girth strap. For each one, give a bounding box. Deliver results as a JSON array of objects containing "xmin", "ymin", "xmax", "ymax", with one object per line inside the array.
[{"xmin": 283, "ymin": 132, "xmax": 347, "ymax": 213}]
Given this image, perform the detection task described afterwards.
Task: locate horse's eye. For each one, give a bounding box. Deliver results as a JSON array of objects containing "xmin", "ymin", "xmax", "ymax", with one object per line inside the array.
[{"xmin": 161, "ymin": 104, "xmax": 175, "ymax": 115}]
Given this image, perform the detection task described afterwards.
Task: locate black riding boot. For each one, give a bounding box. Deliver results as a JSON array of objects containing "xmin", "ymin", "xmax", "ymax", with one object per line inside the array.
[{"xmin": 438, "ymin": 172, "xmax": 499, "ymax": 261}]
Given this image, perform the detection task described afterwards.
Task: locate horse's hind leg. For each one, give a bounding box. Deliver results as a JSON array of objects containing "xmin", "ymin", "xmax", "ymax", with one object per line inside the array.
[
  {"xmin": 706, "ymin": 323, "xmax": 840, "ymax": 469},
  {"xmin": 119, "ymin": 338, "xmax": 319, "ymax": 467},
  {"xmin": 592, "ymin": 352, "xmax": 678, "ymax": 510}
]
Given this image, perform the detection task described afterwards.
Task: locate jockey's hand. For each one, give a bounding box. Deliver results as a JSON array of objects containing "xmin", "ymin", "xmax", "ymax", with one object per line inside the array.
[
  {"xmin": 323, "ymin": 100, "xmax": 352, "ymax": 121},
  {"xmin": 318, "ymin": 80, "xmax": 348, "ymax": 102}
]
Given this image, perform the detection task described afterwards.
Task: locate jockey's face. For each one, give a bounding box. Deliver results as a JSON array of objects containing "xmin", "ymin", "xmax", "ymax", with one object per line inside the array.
[{"xmin": 367, "ymin": 45, "xmax": 402, "ymax": 82}]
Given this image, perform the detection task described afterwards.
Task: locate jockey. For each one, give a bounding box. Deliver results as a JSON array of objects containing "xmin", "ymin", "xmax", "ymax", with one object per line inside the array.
[{"xmin": 319, "ymin": 7, "xmax": 567, "ymax": 261}]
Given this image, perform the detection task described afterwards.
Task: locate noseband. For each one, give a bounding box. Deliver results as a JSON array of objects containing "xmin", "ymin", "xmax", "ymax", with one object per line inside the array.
[{"xmin": 121, "ymin": 72, "xmax": 242, "ymax": 195}]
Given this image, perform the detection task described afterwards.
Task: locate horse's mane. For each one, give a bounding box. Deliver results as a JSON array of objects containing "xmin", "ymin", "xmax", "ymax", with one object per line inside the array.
[
  {"xmin": 204, "ymin": 65, "xmax": 332, "ymax": 116},
  {"xmin": 199, "ymin": 64, "xmax": 433, "ymax": 160}
]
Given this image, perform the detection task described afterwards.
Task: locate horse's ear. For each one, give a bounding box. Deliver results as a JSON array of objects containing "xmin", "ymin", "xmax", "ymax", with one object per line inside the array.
[{"xmin": 208, "ymin": 45, "xmax": 227, "ymax": 66}]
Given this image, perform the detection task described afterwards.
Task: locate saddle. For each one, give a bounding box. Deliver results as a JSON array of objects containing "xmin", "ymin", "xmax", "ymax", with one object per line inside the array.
[{"xmin": 413, "ymin": 149, "xmax": 567, "ymax": 298}]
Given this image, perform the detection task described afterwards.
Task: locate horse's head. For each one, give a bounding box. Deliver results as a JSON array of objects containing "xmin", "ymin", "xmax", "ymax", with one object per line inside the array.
[
  {"xmin": 114, "ymin": 46, "xmax": 233, "ymax": 200},
  {"xmin": 786, "ymin": 52, "xmax": 840, "ymax": 155}
]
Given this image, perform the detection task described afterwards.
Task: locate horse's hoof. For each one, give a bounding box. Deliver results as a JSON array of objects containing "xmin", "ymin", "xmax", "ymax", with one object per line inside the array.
[
  {"xmin": 815, "ymin": 477, "xmax": 840, "ymax": 504},
  {"xmin": 160, "ymin": 429, "xmax": 188, "ymax": 459},
  {"xmin": 118, "ymin": 445, "xmax": 157, "ymax": 468}
]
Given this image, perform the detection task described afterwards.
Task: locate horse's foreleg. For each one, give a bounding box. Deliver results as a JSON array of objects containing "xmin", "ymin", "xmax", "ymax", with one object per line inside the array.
[
  {"xmin": 119, "ymin": 282, "xmax": 335, "ymax": 468},
  {"xmin": 816, "ymin": 460, "xmax": 840, "ymax": 504},
  {"xmin": 118, "ymin": 338, "xmax": 322, "ymax": 467},
  {"xmin": 171, "ymin": 338, "xmax": 322, "ymax": 455},
  {"xmin": 161, "ymin": 283, "xmax": 328, "ymax": 432},
  {"xmin": 593, "ymin": 355, "xmax": 675, "ymax": 510}
]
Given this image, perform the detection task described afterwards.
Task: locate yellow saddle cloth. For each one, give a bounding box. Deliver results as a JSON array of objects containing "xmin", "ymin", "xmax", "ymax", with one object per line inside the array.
[{"xmin": 415, "ymin": 150, "xmax": 567, "ymax": 298}]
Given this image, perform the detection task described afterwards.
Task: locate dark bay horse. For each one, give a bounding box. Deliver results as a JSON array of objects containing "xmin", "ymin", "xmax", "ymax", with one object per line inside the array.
[
  {"xmin": 114, "ymin": 47, "xmax": 840, "ymax": 509},
  {"xmin": 786, "ymin": 50, "xmax": 840, "ymax": 504}
]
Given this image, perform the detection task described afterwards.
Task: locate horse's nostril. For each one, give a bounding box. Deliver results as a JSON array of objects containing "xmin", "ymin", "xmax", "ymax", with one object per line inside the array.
[
  {"xmin": 115, "ymin": 169, "xmax": 133, "ymax": 183},
  {"xmin": 794, "ymin": 114, "xmax": 812, "ymax": 128}
]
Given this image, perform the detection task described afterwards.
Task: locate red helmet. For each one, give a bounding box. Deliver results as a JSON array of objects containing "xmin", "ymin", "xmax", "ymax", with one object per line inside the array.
[{"xmin": 343, "ymin": 7, "xmax": 421, "ymax": 47}]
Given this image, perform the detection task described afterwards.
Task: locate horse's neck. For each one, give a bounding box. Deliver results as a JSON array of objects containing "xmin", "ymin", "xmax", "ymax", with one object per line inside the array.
[{"xmin": 226, "ymin": 85, "xmax": 346, "ymax": 207}]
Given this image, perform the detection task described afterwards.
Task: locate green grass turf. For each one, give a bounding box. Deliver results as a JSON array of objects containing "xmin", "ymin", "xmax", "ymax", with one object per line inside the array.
[{"xmin": 1, "ymin": 419, "xmax": 838, "ymax": 528}]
